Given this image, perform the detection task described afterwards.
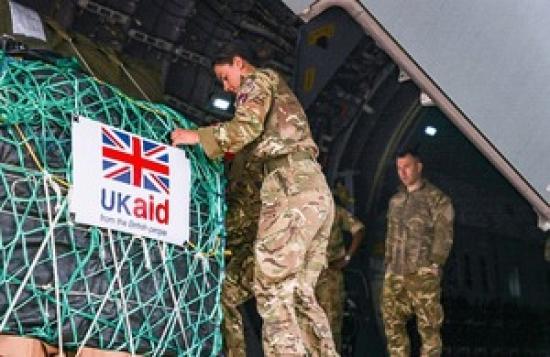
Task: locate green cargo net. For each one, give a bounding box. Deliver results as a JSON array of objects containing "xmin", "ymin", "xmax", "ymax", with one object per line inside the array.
[{"xmin": 0, "ymin": 51, "xmax": 225, "ymax": 356}]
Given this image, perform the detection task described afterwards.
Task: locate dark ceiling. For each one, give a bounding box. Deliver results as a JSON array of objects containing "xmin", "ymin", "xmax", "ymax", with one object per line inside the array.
[{"xmin": 11, "ymin": 0, "xmax": 302, "ymax": 124}]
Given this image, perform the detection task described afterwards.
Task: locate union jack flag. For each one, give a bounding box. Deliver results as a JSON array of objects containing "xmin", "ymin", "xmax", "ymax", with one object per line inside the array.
[{"xmin": 101, "ymin": 126, "xmax": 170, "ymax": 194}]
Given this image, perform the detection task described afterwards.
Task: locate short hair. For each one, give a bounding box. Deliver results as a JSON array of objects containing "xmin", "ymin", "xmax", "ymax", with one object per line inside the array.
[
  {"xmin": 213, "ymin": 40, "xmax": 258, "ymax": 66},
  {"xmin": 396, "ymin": 145, "xmax": 422, "ymax": 162}
]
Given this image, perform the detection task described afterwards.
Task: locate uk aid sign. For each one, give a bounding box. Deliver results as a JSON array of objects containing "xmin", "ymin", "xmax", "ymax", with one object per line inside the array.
[{"xmin": 70, "ymin": 116, "xmax": 191, "ymax": 245}]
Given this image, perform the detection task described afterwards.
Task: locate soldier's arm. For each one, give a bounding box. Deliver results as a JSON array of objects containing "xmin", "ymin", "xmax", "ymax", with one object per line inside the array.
[
  {"xmin": 384, "ymin": 205, "xmax": 394, "ymax": 269},
  {"xmin": 197, "ymin": 73, "xmax": 274, "ymax": 159},
  {"xmin": 340, "ymin": 207, "xmax": 365, "ymax": 260},
  {"xmin": 430, "ymin": 194, "xmax": 454, "ymax": 266}
]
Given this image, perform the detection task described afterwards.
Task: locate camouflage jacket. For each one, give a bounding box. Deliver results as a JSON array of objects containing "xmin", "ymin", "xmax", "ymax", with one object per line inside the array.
[
  {"xmin": 197, "ymin": 68, "xmax": 318, "ymax": 162},
  {"xmin": 326, "ymin": 205, "xmax": 365, "ymax": 263},
  {"xmin": 224, "ymin": 143, "xmax": 263, "ymax": 249},
  {"xmin": 385, "ymin": 180, "xmax": 454, "ymax": 275}
]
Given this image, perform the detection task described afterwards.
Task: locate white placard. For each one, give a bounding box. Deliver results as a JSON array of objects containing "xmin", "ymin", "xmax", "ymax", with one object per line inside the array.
[
  {"xmin": 71, "ymin": 116, "xmax": 191, "ymax": 245},
  {"xmin": 9, "ymin": 1, "xmax": 46, "ymax": 41}
]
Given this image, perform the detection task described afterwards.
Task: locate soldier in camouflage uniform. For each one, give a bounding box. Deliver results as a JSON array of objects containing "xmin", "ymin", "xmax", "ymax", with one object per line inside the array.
[
  {"xmin": 315, "ymin": 202, "xmax": 365, "ymax": 352},
  {"xmin": 381, "ymin": 148, "xmax": 454, "ymax": 357},
  {"xmin": 221, "ymin": 144, "xmax": 262, "ymax": 357},
  {"xmin": 171, "ymin": 41, "xmax": 338, "ymax": 357}
]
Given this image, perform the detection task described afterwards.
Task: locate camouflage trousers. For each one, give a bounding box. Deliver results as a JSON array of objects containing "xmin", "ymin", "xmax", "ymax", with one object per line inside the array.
[
  {"xmin": 381, "ymin": 269, "xmax": 444, "ymax": 357},
  {"xmin": 315, "ymin": 266, "xmax": 344, "ymax": 353},
  {"xmin": 222, "ymin": 244, "xmax": 255, "ymax": 357},
  {"xmin": 254, "ymin": 163, "xmax": 338, "ymax": 357}
]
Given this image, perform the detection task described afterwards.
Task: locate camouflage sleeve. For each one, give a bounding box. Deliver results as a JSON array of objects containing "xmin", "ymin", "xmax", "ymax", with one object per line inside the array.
[
  {"xmin": 430, "ymin": 194, "xmax": 454, "ymax": 266},
  {"xmin": 340, "ymin": 206, "xmax": 365, "ymax": 235},
  {"xmin": 197, "ymin": 72, "xmax": 274, "ymax": 159},
  {"xmin": 385, "ymin": 204, "xmax": 395, "ymax": 266}
]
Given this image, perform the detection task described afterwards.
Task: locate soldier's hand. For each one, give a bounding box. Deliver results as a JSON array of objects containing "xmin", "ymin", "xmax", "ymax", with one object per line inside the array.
[{"xmin": 171, "ymin": 128, "xmax": 199, "ymax": 146}]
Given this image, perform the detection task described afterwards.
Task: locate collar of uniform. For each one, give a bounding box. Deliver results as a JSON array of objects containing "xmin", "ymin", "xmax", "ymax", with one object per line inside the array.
[
  {"xmin": 239, "ymin": 69, "xmax": 261, "ymax": 90},
  {"xmin": 234, "ymin": 71, "xmax": 258, "ymax": 105},
  {"xmin": 240, "ymin": 71, "xmax": 255, "ymax": 84},
  {"xmin": 398, "ymin": 178, "xmax": 428, "ymax": 194}
]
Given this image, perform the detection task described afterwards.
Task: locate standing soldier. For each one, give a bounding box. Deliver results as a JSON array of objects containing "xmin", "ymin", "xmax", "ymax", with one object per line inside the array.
[
  {"xmin": 315, "ymin": 193, "xmax": 365, "ymax": 353},
  {"xmin": 382, "ymin": 147, "xmax": 454, "ymax": 357},
  {"xmin": 222, "ymin": 144, "xmax": 262, "ymax": 357},
  {"xmin": 171, "ymin": 41, "xmax": 338, "ymax": 356}
]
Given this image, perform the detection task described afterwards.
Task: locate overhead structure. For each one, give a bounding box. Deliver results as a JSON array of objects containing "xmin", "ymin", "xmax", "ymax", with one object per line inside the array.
[{"xmin": 283, "ymin": 0, "xmax": 550, "ymax": 227}]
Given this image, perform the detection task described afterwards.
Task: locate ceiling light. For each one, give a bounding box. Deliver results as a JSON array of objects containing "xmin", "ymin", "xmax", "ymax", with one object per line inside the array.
[
  {"xmin": 424, "ymin": 126, "xmax": 437, "ymax": 136},
  {"xmin": 420, "ymin": 92, "xmax": 434, "ymax": 106},
  {"xmin": 212, "ymin": 97, "xmax": 230, "ymax": 110}
]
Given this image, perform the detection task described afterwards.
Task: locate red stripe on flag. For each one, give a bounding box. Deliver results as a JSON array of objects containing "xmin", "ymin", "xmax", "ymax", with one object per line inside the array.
[
  {"xmin": 105, "ymin": 165, "xmax": 130, "ymax": 179},
  {"xmin": 102, "ymin": 127, "xmax": 125, "ymax": 148},
  {"xmin": 144, "ymin": 145, "xmax": 165, "ymax": 157},
  {"xmin": 150, "ymin": 173, "xmax": 169, "ymax": 194}
]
